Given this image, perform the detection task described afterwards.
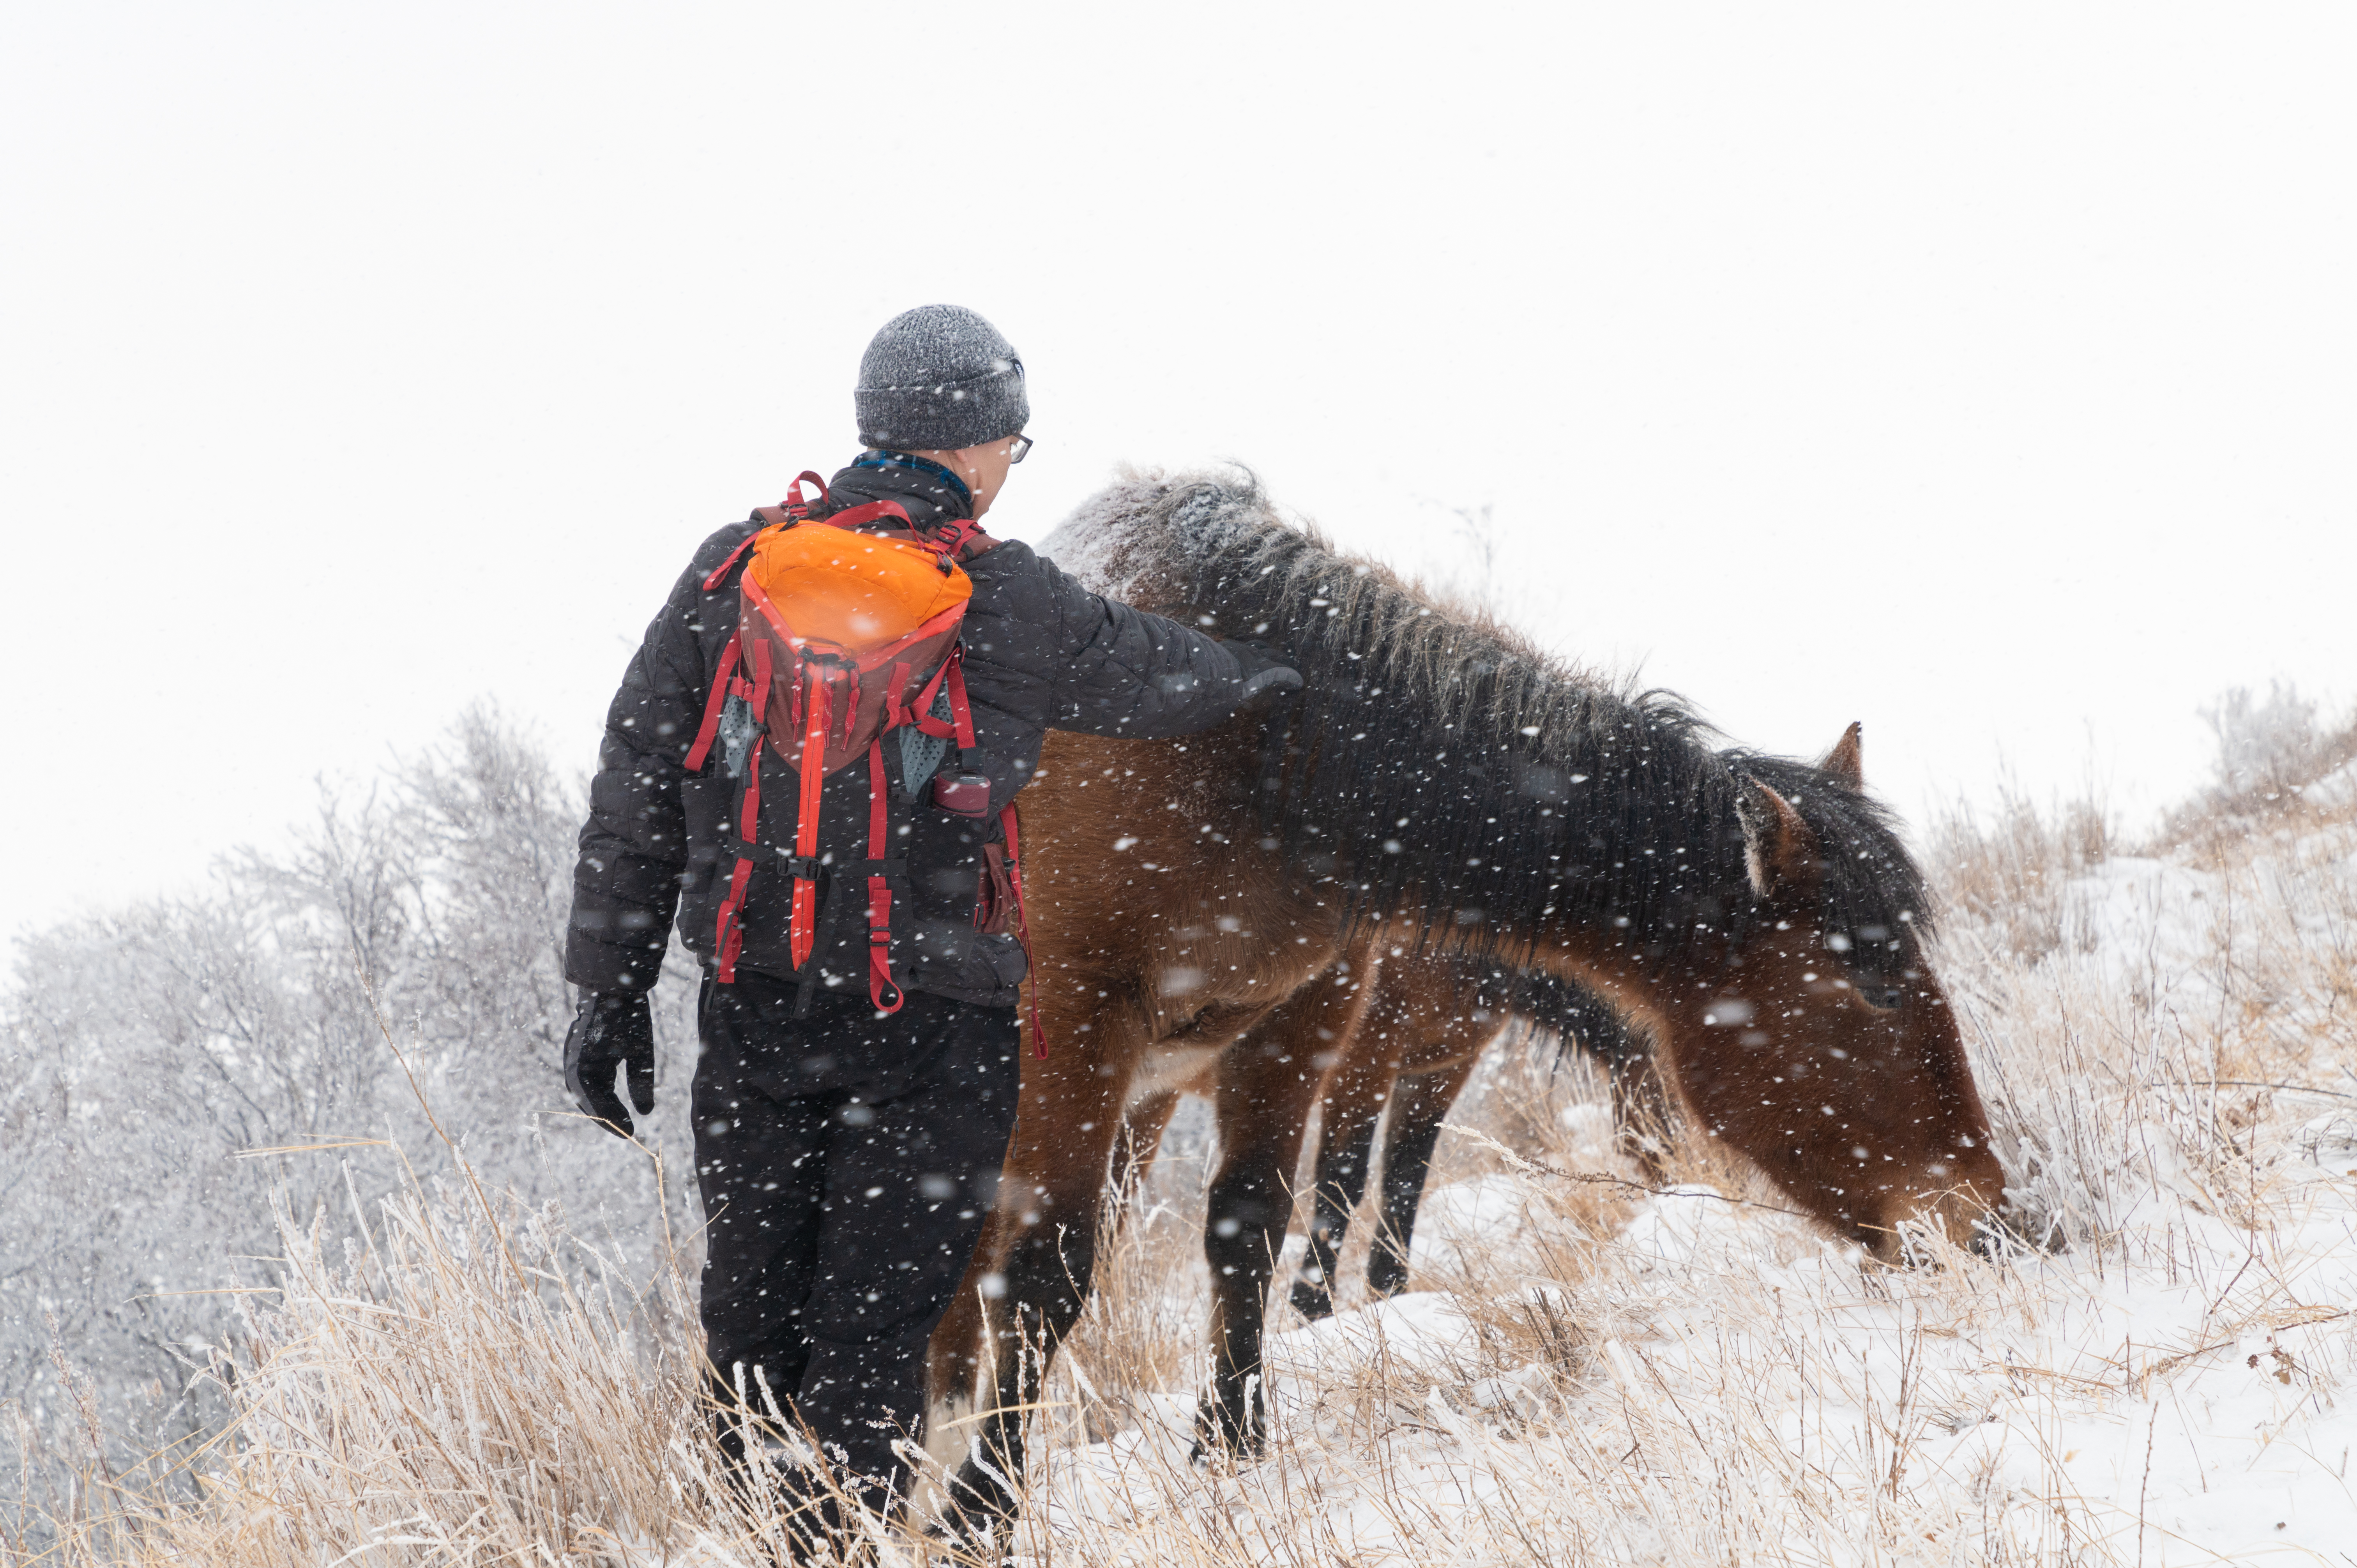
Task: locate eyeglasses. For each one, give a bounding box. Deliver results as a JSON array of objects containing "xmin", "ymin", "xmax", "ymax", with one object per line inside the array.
[{"xmin": 1008, "ymin": 434, "xmax": 1034, "ymax": 464}]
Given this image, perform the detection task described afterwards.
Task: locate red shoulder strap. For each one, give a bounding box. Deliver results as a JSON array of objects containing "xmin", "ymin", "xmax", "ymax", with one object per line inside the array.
[
  {"xmin": 712, "ymin": 634, "xmax": 776, "ymax": 984},
  {"xmin": 926, "ymin": 515, "xmax": 985, "ymax": 558},
  {"xmin": 897, "ymin": 645, "xmax": 979, "ymax": 747},
  {"xmin": 945, "ymin": 658, "xmax": 978, "ymax": 749},
  {"xmin": 807, "ymin": 498, "xmax": 912, "ymax": 533},
  {"xmin": 683, "ymin": 629, "xmax": 744, "ymax": 773},
  {"xmin": 797, "ymin": 492, "xmax": 987, "ymax": 564}
]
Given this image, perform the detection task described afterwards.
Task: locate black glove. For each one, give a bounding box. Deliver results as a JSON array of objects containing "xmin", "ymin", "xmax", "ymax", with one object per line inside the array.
[
  {"xmin": 564, "ymin": 991, "xmax": 655, "ymax": 1139},
  {"xmin": 1226, "ymin": 639, "xmax": 1303, "ymax": 705}
]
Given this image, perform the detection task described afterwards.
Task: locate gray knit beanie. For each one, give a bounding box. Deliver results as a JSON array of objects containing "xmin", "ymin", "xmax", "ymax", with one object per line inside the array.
[{"xmin": 855, "ymin": 305, "xmax": 1030, "ymax": 452}]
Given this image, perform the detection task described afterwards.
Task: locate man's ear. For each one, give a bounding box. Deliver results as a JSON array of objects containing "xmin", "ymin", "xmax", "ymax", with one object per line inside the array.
[
  {"xmin": 1819, "ymin": 722, "xmax": 1863, "ymax": 787},
  {"xmin": 1735, "ymin": 778, "xmax": 1818, "ymax": 899}
]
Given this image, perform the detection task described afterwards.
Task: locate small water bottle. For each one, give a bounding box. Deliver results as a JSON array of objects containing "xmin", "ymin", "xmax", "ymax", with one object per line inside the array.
[{"xmin": 931, "ymin": 770, "xmax": 993, "ymax": 819}]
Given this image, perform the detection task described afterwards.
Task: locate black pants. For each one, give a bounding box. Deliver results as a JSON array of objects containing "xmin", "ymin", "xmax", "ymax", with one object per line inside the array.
[{"xmin": 693, "ymin": 975, "xmax": 1021, "ymax": 1515}]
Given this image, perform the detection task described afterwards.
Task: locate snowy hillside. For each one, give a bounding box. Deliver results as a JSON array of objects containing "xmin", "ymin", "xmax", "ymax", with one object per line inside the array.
[{"xmin": 9, "ymin": 706, "xmax": 2355, "ymax": 1567}]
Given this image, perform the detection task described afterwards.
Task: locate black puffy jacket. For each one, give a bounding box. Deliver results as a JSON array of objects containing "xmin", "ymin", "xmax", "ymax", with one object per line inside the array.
[{"xmin": 564, "ymin": 454, "xmax": 1252, "ymax": 1006}]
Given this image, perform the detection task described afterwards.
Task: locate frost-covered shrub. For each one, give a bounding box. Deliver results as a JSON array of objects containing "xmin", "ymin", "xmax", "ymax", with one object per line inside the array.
[
  {"xmin": 0, "ymin": 707, "xmax": 700, "ymax": 1525},
  {"xmin": 2156, "ymin": 682, "xmax": 2357, "ymax": 850}
]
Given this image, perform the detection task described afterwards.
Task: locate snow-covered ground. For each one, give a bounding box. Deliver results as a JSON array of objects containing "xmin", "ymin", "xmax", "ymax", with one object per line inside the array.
[{"xmin": 1025, "ymin": 1164, "xmax": 2357, "ymax": 1565}]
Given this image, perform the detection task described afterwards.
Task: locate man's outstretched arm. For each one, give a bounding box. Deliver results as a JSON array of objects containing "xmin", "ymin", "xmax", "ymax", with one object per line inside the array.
[{"xmin": 1024, "ymin": 548, "xmax": 1299, "ymax": 738}]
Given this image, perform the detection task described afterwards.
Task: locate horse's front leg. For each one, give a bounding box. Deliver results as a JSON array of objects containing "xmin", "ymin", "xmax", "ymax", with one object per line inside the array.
[
  {"xmin": 1368, "ymin": 1054, "xmax": 1478, "ymax": 1298},
  {"xmin": 1196, "ymin": 963, "xmax": 1376, "ymax": 1460}
]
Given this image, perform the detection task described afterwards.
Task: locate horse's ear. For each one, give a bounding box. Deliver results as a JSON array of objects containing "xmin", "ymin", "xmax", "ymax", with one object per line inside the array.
[
  {"xmin": 1820, "ymin": 722, "xmax": 1863, "ymax": 787},
  {"xmin": 1736, "ymin": 778, "xmax": 1817, "ymax": 899}
]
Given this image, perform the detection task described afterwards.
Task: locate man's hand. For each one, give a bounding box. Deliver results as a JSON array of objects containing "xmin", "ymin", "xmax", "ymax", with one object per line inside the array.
[
  {"xmin": 564, "ymin": 991, "xmax": 656, "ymax": 1139},
  {"xmin": 1227, "ymin": 639, "xmax": 1303, "ymax": 705}
]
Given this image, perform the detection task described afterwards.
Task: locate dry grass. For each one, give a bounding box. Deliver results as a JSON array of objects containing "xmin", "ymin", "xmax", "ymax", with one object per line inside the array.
[
  {"xmin": 14, "ymin": 704, "xmax": 2357, "ymax": 1566},
  {"xmin": 7, "ymin": 1149, "xmax": 723, "ymax": 1565},
  {"xmin": 1929, "ymin": 785, "xmax": 2113, "ymax": 967}
]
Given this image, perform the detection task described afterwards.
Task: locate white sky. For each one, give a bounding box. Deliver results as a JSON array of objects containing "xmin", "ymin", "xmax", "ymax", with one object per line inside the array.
[{"xmin": 4, "ymin": 4, "xmax": 2352, "ymax": 948}]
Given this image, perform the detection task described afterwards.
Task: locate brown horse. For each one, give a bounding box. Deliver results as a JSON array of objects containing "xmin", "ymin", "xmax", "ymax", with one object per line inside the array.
[
  {"xmin": 1282, "ymin": 954, "xmax": 1670, "ymax": 1323},
  {"xmin": 924, "ymin": 471, "xmax": 2003, "ymax": 1534}
]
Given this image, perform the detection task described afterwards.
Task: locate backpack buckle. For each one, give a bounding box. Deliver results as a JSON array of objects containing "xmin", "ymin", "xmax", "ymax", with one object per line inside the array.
[{"xmin": 782, "ymin": 854, "xmax": 824, "ymax": 880}]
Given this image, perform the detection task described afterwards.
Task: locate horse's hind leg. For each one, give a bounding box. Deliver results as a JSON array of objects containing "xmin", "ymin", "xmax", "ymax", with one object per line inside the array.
[
  {"xmin": 937, "ymin": 1048, "xmax": 1133, "ymax": 1537},
  {"xmin": 1197, "ymin": 968, "xmax": 1376, "ymax": 1460},
  {"xmin": 1288, "ymin": 1084, "xmax": 1381, "ymax": 1323},
  {"xmin": 1288, "ymin": 1024, "xmax": 1402, "ymax": 1322},
  {"xmin": 1368, "ymin": 1053, "xmax": 1479, "ymax": 1298}
]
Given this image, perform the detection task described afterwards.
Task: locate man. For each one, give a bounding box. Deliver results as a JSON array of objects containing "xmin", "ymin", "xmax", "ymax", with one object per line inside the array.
[{"xmin": 559, "ymin": 304, "xmax": 1296, "ymax": 1538}]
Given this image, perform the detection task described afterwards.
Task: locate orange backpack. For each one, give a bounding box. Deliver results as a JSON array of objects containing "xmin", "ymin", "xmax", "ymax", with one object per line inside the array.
[{"xmin": 681, "ymin": 471, "xmax": 1038, "ymax": 1042}]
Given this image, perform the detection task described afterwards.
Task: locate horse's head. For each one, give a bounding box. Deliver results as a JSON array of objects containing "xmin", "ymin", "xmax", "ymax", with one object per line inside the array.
[{"xmin": 1638, "ymin": 724, "xmax": 2005, "ymax": 1261}]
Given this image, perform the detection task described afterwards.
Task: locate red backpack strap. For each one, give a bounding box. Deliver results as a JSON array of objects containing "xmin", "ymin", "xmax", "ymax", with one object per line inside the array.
[
  {"xmin": 712, "ymin": 634, "xmax": 775, "ymax": 983},
  {"xmin": 944, "ymin": 656, "xmax": 979, "ymax": 749},
  {"xmin": 807, "ymin": 498, "xmax": 913, "ymax": 533},
  {"xmin": 701, "ymin": 527, "xmax": 770, "ymax": 593},
  {"xmin": 926, "ymin": 515, "xmax": 984, "ymax": 559},
  {"xmin": 905, "ymin": 647, "xmax": 981, "ymax": 750},
  {"xmin": 999, "ymin": 803, "xmax": 1046, "ymax": 1059},
  {"xmin": 898, "ymin": 652, "xmax": 949, "ymax": 734},
  {"xmin": 780, "ymin": 480, "xmax": 987, "ymax": 567},
  {"xmin": 864, "ymin": 740, "xmax": 905, "ymax": 1014},
  {"xmin": 786, "ymin": 663, "xmax": 833, "ymax": 971},
  {"xmin": 896, "ymin": 646, "xmax": 971, "ymax": 745},
  {"xmin": 683, "ymin": 629, "xmax": 744, "ymax": 773}
]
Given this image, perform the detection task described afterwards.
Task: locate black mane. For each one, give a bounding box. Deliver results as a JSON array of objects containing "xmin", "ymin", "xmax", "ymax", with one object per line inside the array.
[
  {"xmin": 1069, "ymin": 472, "xmax": 1931, "ymax": 979},
  {"xmin": 1449, "ymin": 959, "xmax": 1656, "ymax": 1072}
]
